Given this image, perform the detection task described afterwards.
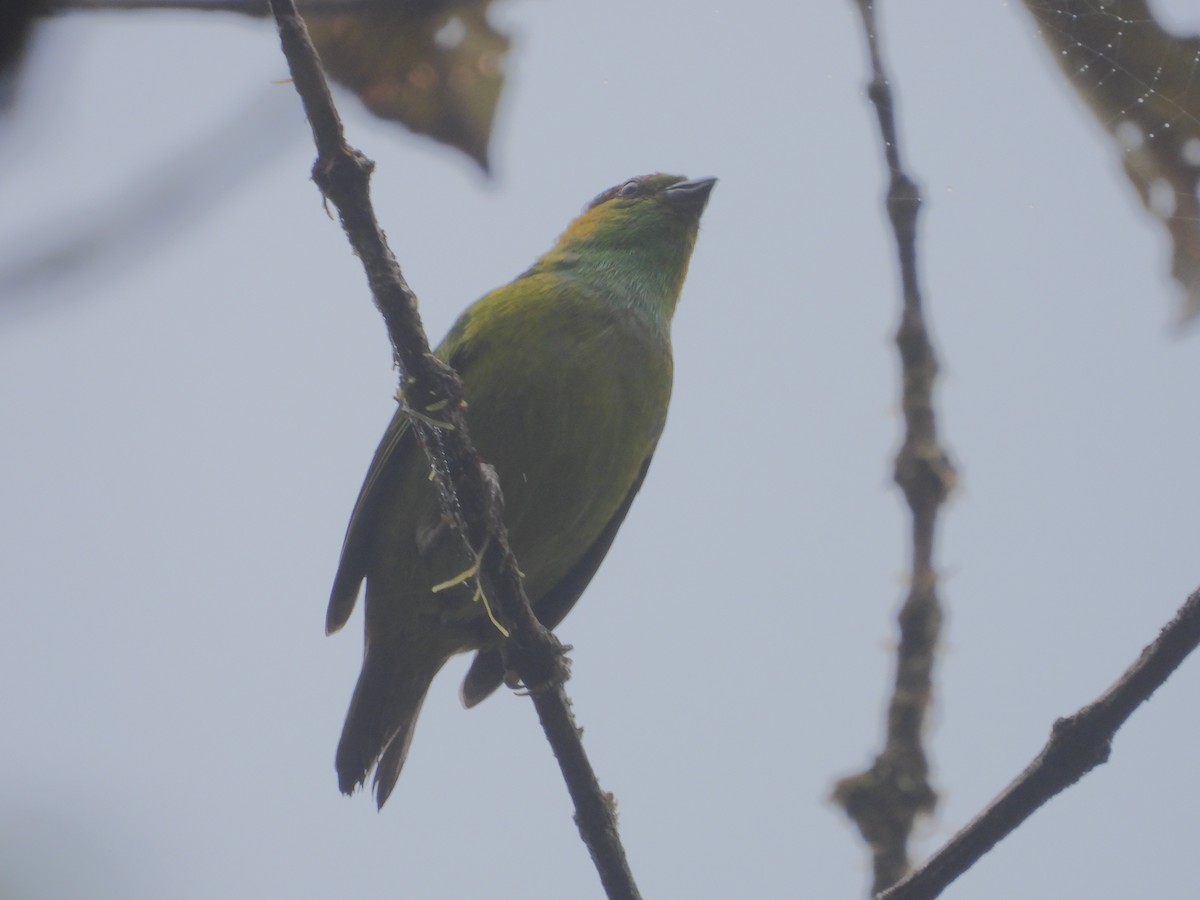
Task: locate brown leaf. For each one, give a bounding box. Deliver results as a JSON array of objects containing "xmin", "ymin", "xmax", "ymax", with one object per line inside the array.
[
  {"xmin": 306, "ymin": 0, "xmax": 509, "ymax": 171},
  {"xmin": 1024, "ymin": 0, "xmax": 1200, "ymax": 324}
]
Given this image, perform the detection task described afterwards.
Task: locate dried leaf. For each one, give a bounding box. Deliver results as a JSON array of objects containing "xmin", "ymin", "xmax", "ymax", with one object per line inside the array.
[
  {"xmin": 307, "ymin": 0, "xmax": 509, "ymax": 171},
  {"xmin": 1024, "ymin": 0, "xmax": 1200, "ymax": 324}
]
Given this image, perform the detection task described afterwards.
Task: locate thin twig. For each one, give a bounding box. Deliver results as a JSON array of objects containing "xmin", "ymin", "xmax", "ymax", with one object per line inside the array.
[
  {"xmin": 832, "ymin": 1, "xmax": 955, "ymax": 894},
  {"xmin": 267, "ymin": 4, "xmax": 642, "ymax": 898},
  {"xmin": 879, "ymin": 586, "xmax": 1200, "ymax": 899}
]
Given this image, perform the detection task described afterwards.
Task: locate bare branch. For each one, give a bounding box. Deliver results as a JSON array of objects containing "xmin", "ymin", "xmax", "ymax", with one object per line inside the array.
[
  {"xmin": 879, "ymin": 586, "xmax": 1200, "ymax": 899},
  {"xmin": 833, "ymin": 1, "xmax": 956, "ymax": 893},
  {"xmin": 267, "ymin": 4, "xmax": 641, "ymax": 898}
]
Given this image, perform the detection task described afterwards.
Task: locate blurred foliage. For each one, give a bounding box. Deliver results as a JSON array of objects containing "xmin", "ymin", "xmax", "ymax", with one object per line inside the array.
[
  {"xmin": 306, "ymin": 0, "xmax": 509, "ymax": 171},
  {"xmin": 1, "ymin": 0, "xmax": 44, "ymax": 107},
  {"xmin": 1024, "ymin": 0, "xmax": 1200, "ymax": 324}
]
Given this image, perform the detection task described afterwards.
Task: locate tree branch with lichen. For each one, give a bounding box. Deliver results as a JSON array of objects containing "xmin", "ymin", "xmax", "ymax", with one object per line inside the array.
[{"xmin": 832, "ymin": 1, "xmax": 955, "ymax": 894}]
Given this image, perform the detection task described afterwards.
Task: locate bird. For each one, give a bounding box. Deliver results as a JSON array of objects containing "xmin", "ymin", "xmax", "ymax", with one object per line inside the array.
[{"xmin": 327, "ymin": 173, "xmax": 716, "ymax": 808}]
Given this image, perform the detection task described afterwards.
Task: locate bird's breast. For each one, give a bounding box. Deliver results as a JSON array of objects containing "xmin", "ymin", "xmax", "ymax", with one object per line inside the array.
[{"xmin": 462, "ymin": 301, "xmax": 672, "ymax": 602}]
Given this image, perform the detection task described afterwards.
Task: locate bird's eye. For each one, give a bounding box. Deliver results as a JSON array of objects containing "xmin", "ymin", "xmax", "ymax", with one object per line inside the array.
[{"xmin": 585, "ymin": 178, "xmax": 644, "ymax": 210}]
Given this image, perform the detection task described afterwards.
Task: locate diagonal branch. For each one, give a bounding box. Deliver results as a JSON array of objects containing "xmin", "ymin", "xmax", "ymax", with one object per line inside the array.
[
  {"xmin": 267, "ymin": 4, "xmax": 641, "ymax": 898},
  {"xmin": 879, "ymin": 586, "xmax": 1200, "ymax": 900},
  {"xmin": 833, "ymin": 1, "xmax": 956, "ymax": 894}
]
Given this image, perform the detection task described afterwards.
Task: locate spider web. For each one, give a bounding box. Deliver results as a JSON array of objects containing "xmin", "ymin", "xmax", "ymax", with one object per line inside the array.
[{"xmin": 1023, "ymin": 0, "xmax": 1200, "ymax": 322}]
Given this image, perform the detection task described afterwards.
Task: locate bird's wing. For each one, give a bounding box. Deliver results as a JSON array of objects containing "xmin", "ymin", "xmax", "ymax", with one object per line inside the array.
[
  {"xmin": 325, "ymin": 316, "xmax": 482, "ymax": 636},
  {"xmin": 460, "ymin": 451, "xmax": 657, "ymax": 707},
  {"xmin": 326, "ymin": 408, "xmax": 417, "ymax": 635}
]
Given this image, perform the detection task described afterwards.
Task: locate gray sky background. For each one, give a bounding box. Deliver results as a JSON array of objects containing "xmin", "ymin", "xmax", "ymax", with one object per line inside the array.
[{"xmin": 3, "ymin": 2, "xmax": 1200, "ymax": 898}]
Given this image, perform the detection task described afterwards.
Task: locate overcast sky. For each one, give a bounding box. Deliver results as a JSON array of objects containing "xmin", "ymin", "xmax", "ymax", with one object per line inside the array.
[{"xmin": 3, "ymin": 2, "xmax": 1200, "ymax": 898}]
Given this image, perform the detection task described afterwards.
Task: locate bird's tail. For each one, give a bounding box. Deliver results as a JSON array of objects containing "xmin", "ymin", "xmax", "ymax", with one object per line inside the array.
[{"xmin": 336, "ymin": 640, "xmax": 446, "ymax": 809}]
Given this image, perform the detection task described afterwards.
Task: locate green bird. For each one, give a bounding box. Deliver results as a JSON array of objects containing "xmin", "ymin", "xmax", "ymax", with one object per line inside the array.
[{"xmin": 327, "ymin": 173, "xmax": 716, "ymax": 807}]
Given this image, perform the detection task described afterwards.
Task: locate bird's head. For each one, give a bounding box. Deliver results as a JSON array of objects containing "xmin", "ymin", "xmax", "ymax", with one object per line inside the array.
[
  {"xmin": 564, "ymin": 173, "xmax": 716, "ymax": 257},
  {"xmin": 537, "ymin": 174, "xmax": 717, "ymax": 328}
]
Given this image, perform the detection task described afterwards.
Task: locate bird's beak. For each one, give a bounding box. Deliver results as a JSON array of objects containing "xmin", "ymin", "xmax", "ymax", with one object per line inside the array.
[{"xmin": 665, "ymin": 177, "xmax": 717, "ymax": 213}]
